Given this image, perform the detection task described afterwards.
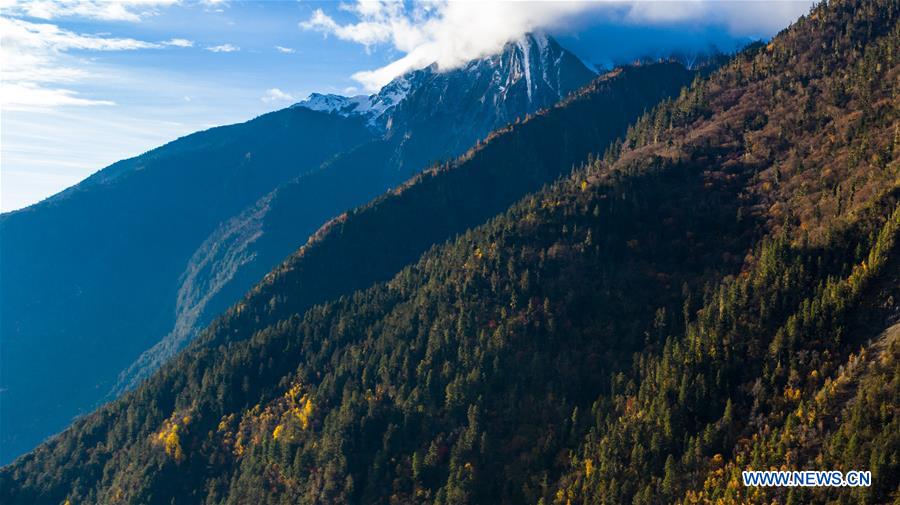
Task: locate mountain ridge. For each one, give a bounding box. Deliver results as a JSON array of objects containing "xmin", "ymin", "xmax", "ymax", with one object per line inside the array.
[
  {"xmin": 293, "ymin": 33, "xmax": 596, "ymax": 134},
  {"xmin": 0, "ymin": 106, "xmax": 375, "ymax": 464},
  {"xmin": 0, "ymin": 32, "xmax": 599, "ymax": 464},
  {"xmin": 107, "ymin": 34, "xmax": 607, "ymax": 398},
  {"xmin": 2, "ymin": 1, "xmax": 896, "ymax": 503}
]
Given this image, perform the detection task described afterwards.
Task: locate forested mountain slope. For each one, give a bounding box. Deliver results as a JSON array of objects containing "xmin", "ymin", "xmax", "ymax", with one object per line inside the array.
[
  {"xmin": 548, "ymin": 0, "xmax": 900, "ymax": 503},
  {"xmin": 162, "ymin": 63, "xmax": 694, "ymax": 363},
  {"xmin": 110, "ymin": 34, "xmax": 601, "ymax": 398},
  {"xmin": 0, "ymin": 56, "xmax": 693, "ymax": 499},
  {"xmin": 0, "ymin": 34, "xmax": 597, "ymax": 464},
  {"xmin": 0, "ymin": 108, "xmax": 374, "ymax": 464},
  {"xmin": 2, "ymin": 0, "xmax": 897, "ymax": 504}
]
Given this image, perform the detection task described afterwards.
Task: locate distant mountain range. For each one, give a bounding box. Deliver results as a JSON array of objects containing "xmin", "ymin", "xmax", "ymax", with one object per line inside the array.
[
  {"xmin": 0, "ymin": 33, "xmax": 624, "ymax": 464},
  {"xmin": 0, "ymin": 107, "xmax": 374, "ymax": 464}
]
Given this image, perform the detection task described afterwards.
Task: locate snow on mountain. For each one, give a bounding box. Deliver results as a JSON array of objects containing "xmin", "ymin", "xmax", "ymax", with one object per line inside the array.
[
  {"xmin": 516, "ymin": 36, "xmax": 534, "ymax": 101},
  {"xmin": 293, "ymin": 72, "xmax": 413, "ymax": 128},
  {"xmin": 293, "ymin": 33, "xmax": 595, "ymax": 136},
  {"xmin": 293, "ymin": 93, "xmax": 380, "ymax": 118},
  {"xmin": 295, "ymin": 93, "xmax": 357, "ymax": 113}
]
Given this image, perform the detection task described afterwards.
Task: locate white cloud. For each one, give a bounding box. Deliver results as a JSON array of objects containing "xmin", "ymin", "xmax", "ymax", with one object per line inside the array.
[
  {"xmin": 199, "ymin": 0, "xmax": 228, "ymax": 14},
  {"xmin": 0, "ymin": 16, "xmax": 191, "ymax": 109},
  {"xmin": 300, "ymin": 1, "xmax": 588, "ymax": 91},
  {"xmin": 0, "ymin": 0, "xmax": 179, "ymax": 22},
  {"xmin": 2, "ymin": 82, "xmax": 115, "ymax": 108},
  {"xmin": 206, "ymin": 43, "xmax": 239, "ymax": 53},
  {"xmin": 165, "ymin": 38, "xmax": 194, "ymax": 48},
  {"xmin": 275, "ymin": 45, "xmax": 295, "ymax": 54},
  {"xmin": 261, "ymin": 88, "xmax": 296, "ymax": 103},
  {"xmin": 622, "ymin": 1, "xmax": 812, "ymax": 34},
  {"xmin": 301, "ymin": 0, "xmax": 812, "ymax": 92},
  {"xmin": 2, "ymin": 17, "xmax": 162, "ymax": 53},
  {"xmin": 300, "ymin": 8, "xmax": 340, "ymax": 35}
]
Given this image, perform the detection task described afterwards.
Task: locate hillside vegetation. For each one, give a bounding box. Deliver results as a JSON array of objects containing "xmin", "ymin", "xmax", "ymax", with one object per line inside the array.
[
  {"xmin": 0, "ymin": 108, "xmax": 374, "ymax": 464},
  {"xmin": 107, "ymin": 35, "xmax": 601, "ymax": 398},
  {"xmin": 1, "ymin": 1, "xmax": 897, "ymax": 504}
]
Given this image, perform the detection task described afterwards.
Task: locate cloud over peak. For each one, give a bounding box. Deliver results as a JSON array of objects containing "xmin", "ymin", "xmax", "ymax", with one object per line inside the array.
[
  {"xmin": 301, "ymin": 1, "xmax": 586, "ymax": 91},
  {"xmin": 301, "ymin": 0, "xmax": 813, "ymax": 92}
]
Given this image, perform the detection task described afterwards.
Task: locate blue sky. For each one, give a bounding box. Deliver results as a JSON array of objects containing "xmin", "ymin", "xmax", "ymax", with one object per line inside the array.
[{"xmin": 1, "ymin": 0, "xmax": 813, "ymax": 212}]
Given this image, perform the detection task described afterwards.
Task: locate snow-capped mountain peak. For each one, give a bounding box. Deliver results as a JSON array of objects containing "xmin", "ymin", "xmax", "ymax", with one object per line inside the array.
[
  {"xmin": 295, "ymin": 93, "xmax": 358, "ymax": 113},
  {"xmin": 294, "ymin": 34, "xmax": 595, "ymax": 138},
  {"xmin": 293, "ymin": 72, "xmax": 415, "ymax": 128}
]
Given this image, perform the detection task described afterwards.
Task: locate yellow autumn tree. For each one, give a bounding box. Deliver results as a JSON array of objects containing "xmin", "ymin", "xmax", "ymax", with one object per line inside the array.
[{"xmin": 164, "ymin": 425, "xmax": 183, "ymax": 462}]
